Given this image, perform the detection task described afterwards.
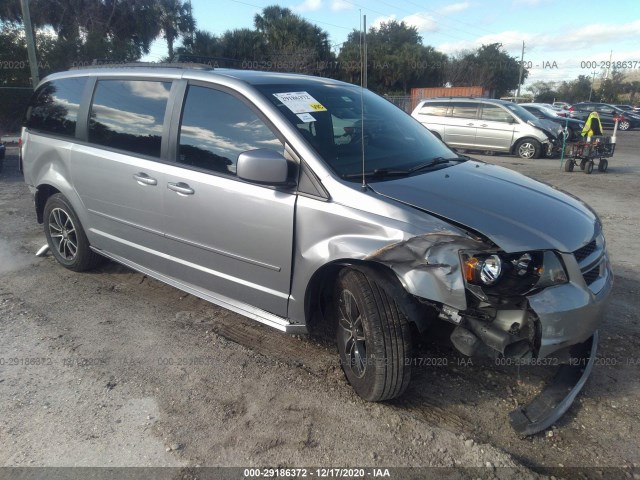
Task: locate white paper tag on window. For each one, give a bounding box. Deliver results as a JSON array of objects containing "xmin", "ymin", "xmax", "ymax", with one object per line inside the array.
[
  {"xmin": 297, "ymin": 113, "xmax": 316, "ymax": 123},
  {"xmin": 274, "ymin": 91, "xmax": 327, "ymax": 114}
]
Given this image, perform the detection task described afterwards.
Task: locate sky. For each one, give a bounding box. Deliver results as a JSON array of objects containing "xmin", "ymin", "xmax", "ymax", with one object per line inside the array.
[{"xmin": 142, "ymin": 0, "xmax": 640, "ymax": 92}]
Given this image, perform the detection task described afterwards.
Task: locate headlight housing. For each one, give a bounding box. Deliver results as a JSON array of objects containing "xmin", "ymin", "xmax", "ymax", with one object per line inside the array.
[{"xmin": 461, "ymin": 250, "xmax": 568, "ymax": 296}]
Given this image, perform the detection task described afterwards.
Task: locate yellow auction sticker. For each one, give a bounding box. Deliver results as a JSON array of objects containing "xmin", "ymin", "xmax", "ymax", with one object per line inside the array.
[
  {"xmin": 310, "ymin": 103, "xmax": 327, "ymax": 112},
  {"xmin": 274, "ymin": 91, "xmax": 327, "ymax": 114}
]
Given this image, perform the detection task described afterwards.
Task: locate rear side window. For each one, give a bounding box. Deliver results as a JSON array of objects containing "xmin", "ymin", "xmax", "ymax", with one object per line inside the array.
[
  {"xmin": 178, "ymin": 85, "xmax": 283, "ymax": 175},
  {"xmin": 89, "ymin": 80, "xmax": 171, "ymax": 158},
  {"xmin": 450, "ymin": 103, "xmax": 478, "ymax": 119},
  {"xmin": 25, "ymin": 77, "xmax": 88, "ymax": 137},
  {"xmin": 419, "ymin": 103, "xmax": 448, "ymax": 116}
]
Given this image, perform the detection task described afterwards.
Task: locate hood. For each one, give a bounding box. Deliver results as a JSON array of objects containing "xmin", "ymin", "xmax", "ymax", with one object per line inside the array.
[
  {"xmin": 529, "ymin": 119, "xmax": 560, "ymax": 139},
  {"xmin": 370, "ymin": 161, "xmax": 598, "ymax": 253}
]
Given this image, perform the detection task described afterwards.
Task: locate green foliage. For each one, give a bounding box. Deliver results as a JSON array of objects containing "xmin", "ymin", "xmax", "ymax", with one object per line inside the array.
[
  {"xmin": 443, "ymin": 43, "xmax": 526, "ymax": 98},
  {"xmin": 0, "ymin": 0, "xmax": 195, "ymax": 69},
  {"xmin": 336, "ymin": 20, "xmax": 446, "ymax": 93},
  {"xmin": 180, "ymin": 5, "xmax": 334, "ymax": 75}
]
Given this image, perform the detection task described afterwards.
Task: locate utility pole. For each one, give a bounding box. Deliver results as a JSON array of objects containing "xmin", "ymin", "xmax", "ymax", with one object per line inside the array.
[
  {"xmin": 605, "ymin": 50, "xmax": 613, "ymax": 79},
  {"xmin": 588, "ymin": 71, "xmax": 597, "ymax": 101},
  {"xmin": 20, "ymin": 0, "xmax": 40, "ymax": 88},
  {"xmin": 516, "ymin": 41, "xmax": 525, "ymax": 98}
]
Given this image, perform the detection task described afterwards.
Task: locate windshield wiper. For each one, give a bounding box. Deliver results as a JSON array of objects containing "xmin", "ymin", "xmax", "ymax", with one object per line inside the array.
[
  {"xmin": 342, "ymin": 156, "xmax": 468, "ymax": 180},
  {"xmin": 408, "ymin": 156, "xmax": 468, "ymax": 174},
  {"xmin": 342, "ymin": 168, "xmax": 410, "ymax": 179}
]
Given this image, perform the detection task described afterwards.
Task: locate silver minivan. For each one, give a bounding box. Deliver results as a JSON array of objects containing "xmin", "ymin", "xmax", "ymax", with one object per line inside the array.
[
  {"xmin": 21, "ymin": 65, "xmax": 611, "ymax": 434},
  {"xmin": 411, "ymin": 97, "xmax": 562, "ymax": 159}
]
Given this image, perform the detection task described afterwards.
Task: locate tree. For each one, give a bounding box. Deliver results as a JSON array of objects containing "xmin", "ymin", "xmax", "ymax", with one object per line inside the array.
[
  {"xmin": 157, "ymin": 0, "xmax": 195, "ymax": 61},
  {"xmin": 444, "ymin": 43, "xmax": 526, "ymax": 97},
  {"xmin": 600, "ymin": 70, "xmax": 625, "ymax": 103},
  {"xmin": 220, "ymin": 28, "xmax": 266, "ymax": 66},
  {"xmin": 337, "ymin": 20, "xmax": 445, "ymax": 92},
  {"xmin": 624, "ymin": 81, "xmax": 640, "ymax": 104},
  {"xmin": 0, "ymin": 0, "xmax": 178, "ymax": 67},
  {"xmin": 253, "ymin": 5, "xmax": 333, "ymax": 74},
  {"xmin": 528, "ymin": 80, "xmax": 558, "ymax": 103}
]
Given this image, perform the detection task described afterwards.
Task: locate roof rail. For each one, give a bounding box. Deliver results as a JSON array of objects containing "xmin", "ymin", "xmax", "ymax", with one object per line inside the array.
[{"xmin": 69, "ymin": 61, "xmax": 212, "ymax": 71}]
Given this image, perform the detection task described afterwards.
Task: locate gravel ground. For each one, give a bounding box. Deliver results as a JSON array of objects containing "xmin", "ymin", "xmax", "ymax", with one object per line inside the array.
[{"xmin": 0, "ymin": 131, "xmax": 639, "ymax": 479}]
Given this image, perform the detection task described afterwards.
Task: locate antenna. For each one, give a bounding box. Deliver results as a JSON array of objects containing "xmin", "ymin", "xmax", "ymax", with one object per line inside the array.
[{"xmin": 359, "ymin": 12, "xmax": 367, "ymax": 190}]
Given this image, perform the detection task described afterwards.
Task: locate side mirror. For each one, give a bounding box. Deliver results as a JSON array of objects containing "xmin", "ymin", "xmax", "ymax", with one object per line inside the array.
[{"xmin": 237, "ymin": 149, "xmax": 291, "ymax": 186}]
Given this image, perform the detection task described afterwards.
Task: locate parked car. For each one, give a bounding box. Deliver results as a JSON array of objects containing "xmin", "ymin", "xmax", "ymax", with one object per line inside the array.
[
  {"xmin": 411, "ymin": 97, "xmax": 562, "ymax": 158},
  {"xmin": 520, "ymin": 103, "xmax": 585, "ymax": 140},
  {"xmin": 552, "ymin": 101, "xmax": 571, "ymax": 110},
  {"xmin": 21, "ymin": 66, "xmax": 611, "ymax": 433},
  {"xmin": 569, "ymin": 102, "xmax": 640, "ymax": 131},
  {"xmin": 614, "ymin": 104, "xmax": 634, "ymax": 112}
]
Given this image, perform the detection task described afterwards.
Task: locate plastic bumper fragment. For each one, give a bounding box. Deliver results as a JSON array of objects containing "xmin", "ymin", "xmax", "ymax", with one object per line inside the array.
[{"xmin": 508, "ymin": 330, "xmax": 598, "ymax": 436}]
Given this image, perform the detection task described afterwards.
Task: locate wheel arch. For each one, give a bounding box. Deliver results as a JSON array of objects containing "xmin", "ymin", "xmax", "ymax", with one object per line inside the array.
[
  {"xmin": 35, "ymin": 183, "xmax": 61, "ymax": 224},
  {"xmin": 304, "ymin": 259, "xmax": 435, "ymax": 338}
]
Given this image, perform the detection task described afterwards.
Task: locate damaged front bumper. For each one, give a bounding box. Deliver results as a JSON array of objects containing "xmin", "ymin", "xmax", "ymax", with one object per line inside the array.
[
  {"xmin": 368, "ymin": 232, "xmax": 612, "ymax": 435},
  {"xmin": 509, "ymin": 331, "xmax": 598, "ymax": 436}
]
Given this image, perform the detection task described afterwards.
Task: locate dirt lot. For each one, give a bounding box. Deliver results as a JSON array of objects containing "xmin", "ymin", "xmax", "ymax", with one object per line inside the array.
[{"xmin": 1, "ymin": 132, "xmax": 639, "ymax": 479}]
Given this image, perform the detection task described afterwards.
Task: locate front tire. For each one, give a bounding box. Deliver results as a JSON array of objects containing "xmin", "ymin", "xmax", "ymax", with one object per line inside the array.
[
  {"xmin": 334, "ymin": 269, "xmax": 412, "ymax": 401},
  {"xmin": 515, "ymin": 139, "xmax": 541, "ymax": 159},
  {"xmin": 585, "ymin": 160, "xmax": 594, "ymax": 174},
  {"xmin": 43, "ymin": 193, "xmax": 102, "ymax": 271},
  {"xmin": 564, "ymin": 159, "xmax": 574, "ymax": 172},
  {"xmin": 598, "ymin": 159, "xmax": 608, "ymax": 172}
]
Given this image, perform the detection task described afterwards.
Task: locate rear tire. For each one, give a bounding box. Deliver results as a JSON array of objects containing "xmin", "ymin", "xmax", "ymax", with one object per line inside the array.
[
  {"xmin": 515, "ymin": 139, "xmax": 541, "ymax": 159},
  {"xmin": 334, "ymin": 269, "xmax": 412, "ymax": 402},
  {"xmin": 43, "ymin": 193, "xmax": 102, "ymax": 272}
]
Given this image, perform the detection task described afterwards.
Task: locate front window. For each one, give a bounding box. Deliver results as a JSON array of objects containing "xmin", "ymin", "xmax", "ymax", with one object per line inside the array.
[
  {"xmin": 178, "ymin": 85, "xmax": 284, "ymax": 175},
  {"xmin": 503, "ymin": 103, "xmax": 539, "ymax": 123},
  {"xmin": 255, "ymin": 84, "xmax": 455, "ymax": 180}
]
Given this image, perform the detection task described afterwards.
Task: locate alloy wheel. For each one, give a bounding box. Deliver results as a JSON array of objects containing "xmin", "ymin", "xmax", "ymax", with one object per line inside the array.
[
  {"xmin": 337, "ymin": 289, "xmax": 367, "ymax": 378},
  {"xmin": 48, "ymin": 208, "xmax": 78, "ymax": 261}
]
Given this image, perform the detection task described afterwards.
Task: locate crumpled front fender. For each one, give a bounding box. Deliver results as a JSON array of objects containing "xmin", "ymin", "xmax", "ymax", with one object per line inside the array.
[{"xmin": 365, "ymin": 234, "xmax": 487, "ymax": 311}]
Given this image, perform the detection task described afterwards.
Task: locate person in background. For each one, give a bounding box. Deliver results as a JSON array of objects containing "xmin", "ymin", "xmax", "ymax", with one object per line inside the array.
[{"xmin": 581, "ymin": 111, "xmax": 603, "ymax": 140}]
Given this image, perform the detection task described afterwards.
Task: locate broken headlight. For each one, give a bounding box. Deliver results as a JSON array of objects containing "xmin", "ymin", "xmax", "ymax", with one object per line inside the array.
[{"xmin": 461, "ymin": 251, "xmax": 568, "ymax": 295}]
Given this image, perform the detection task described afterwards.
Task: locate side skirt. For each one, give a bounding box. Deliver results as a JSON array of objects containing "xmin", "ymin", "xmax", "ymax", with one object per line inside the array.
[{"xmin": 91, "ymin": 247, "xmax": 308, "ymax": 335}]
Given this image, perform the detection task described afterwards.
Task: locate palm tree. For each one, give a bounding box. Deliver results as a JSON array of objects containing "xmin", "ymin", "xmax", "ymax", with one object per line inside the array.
[{"xmin": 157, "ymin": 0, "xmax": 195, "ymax": 61}]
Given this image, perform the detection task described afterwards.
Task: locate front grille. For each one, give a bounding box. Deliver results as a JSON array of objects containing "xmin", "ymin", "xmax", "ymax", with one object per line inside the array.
[
  {"xmin": 573, "ymin": 240, "xmax": 596, "ymax": 263},
  {"xmin": 582, "ymin": 267, "xmax": 599, "ymax": 285},
  {"xmin": 572, "ymin": 236, "xmax": 606, "ymax": 293}
]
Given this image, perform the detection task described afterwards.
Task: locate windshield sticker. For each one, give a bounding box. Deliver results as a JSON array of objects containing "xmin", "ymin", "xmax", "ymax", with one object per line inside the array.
[
  {"xmin": 297, "ymin": 113, "xmax": 316, "ymax": 123},
  {"xmin": 274, "ymin": 92, "xmax": 327, "ymax": 113}
]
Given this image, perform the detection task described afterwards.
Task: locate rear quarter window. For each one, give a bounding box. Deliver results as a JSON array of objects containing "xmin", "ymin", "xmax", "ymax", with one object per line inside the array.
[{"xmin": 25, "ymin": 77, "xmax": 88, "ymax": 137}]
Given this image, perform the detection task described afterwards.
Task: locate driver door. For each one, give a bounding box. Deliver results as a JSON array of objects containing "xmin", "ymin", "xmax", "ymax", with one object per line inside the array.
[{"xmin": 162, "ymin": 82, "xmax": 297, "ymax": 317}]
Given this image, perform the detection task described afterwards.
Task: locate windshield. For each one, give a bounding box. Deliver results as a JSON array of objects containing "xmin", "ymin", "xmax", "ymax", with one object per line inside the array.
[
  {"xmin": 503, "ymin": 103, "xmax": 540, "ymax": 123},
  {"xmin": 255, "ymin": 83, "xmax": 456, "ymax": 180}
]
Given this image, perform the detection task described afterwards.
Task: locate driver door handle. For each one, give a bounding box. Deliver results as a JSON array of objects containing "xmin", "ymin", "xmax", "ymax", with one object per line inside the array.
[
  {"xmin": 133, "ymin": 172, "xmax": 157, "ymax": 186},
  {"xmin": 168, "ymin": 182, "xmax": 195, "ymax": 196}
]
